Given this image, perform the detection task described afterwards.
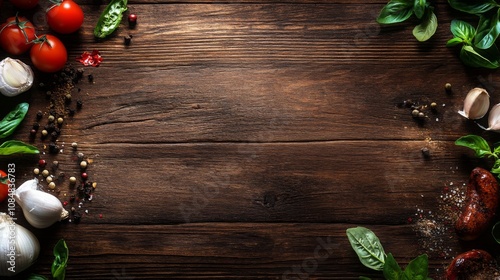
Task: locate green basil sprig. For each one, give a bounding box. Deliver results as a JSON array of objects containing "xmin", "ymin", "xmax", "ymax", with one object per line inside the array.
[
  {"xmin": 447, "ymin": 19, "xmax": 500, "ymax": 68},
  {"xmin": 94, "ymin": 0, "xmax": 128, "ymax": 38},
  {"xmin": 377, "ymin": 0, "xmax": 438, "ymax": 42},
  {"xmin": 449, "ymin": 0, "xmax": 500, "ymax": 49},
  {"xmin": 0, "ymin": 140, "xmax": 39, "ymax": 155},
  {"xmin": 51, "ymin": 239, "xmax": 69, "ymax": 280},
  {"xmin": 26, "ymin": 239, "xmax": 69, "ymax": 280},
  {"xmin": 346, "ymin": 227, "xmax": 432, "ymax": 280},
  {"xmin": 0, "ymin": 102, "xmax": 29, "ymax": 139},
  {"xmin": 455, "ymin": 134, "xmax": 500, "ymax": 178}
]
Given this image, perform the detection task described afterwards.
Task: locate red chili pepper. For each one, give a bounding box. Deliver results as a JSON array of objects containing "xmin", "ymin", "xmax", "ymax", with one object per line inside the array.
[{"xmin": 77, "ymin": 50, "xmax": 103, "ymax": 67}]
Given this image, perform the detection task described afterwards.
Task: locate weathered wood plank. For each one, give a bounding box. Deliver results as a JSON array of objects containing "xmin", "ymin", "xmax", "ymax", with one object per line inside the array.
[{"xmin": 23, "ymin": 223, "xmax": 456, "ymax": 279}]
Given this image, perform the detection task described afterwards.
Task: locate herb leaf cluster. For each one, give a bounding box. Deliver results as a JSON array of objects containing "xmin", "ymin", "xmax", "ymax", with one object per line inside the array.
[
  {"xmin": 346, "ymin": 227, "xmax": 432, "ymax": 280},
  {"xmin": 377, "ymin": 0, "xmax": 438, "ymax": 42},
  {"xmin": 455, "ymin": 135, "xmax": 500, "ymax": 177},
  {"xmin": 447, "ymin": 1, "xmax": 500, "ymax": 68}
]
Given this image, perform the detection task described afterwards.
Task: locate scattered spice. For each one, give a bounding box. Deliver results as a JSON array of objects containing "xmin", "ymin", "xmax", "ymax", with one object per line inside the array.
[
  {"xmin": 124, "ymin": 34, "xmax": 132, "ymax": 46},
  {"xmin": 128, "ymin": 13, "xmax": 137, "ymax": 27}
]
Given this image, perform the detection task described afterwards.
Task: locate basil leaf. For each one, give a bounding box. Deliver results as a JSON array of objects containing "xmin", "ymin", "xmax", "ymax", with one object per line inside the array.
[
  {"xmin": 51, "ymin": 239, "xmax": 69, "ymax": 280},
  {"xmin": 402, "ymin": 254, "xmax": 429, "ymax": 280},
  {"xmin": 448, "ymin": 0, "xmax": 498, "ymax": 15},
  {"xmin": 491, "ymin": 160, "xmax": 500, "ymax": 176},
  {"xmin": 475, "ymin": 9, "xmax": 500, "ymax": 49},
  {"xmin": 413, "ymin": 7, "xmax": 437, "ymax": 41},
  {"xmin": 94, "ymin": 0, "xmax": 128, "ymax": 38},
  {"xmin": 492, "ymin": 221, "xmax": 500, "ymax": 244},
  {"xmin": 414, "ymin": 0, "xmax": 427, "ymax": 19},
  {"xmin": 455, "ymin": 135, "xmax": 493, "ymax": 158},
  {"xmin": 346, "ymin": 227, "xmax": 386, "ymax": 271},
  {"xmin": 0, "ymin": 102, "xmax": 29, "ymax": 139},
  {"xmin": 450, "ymin": 19, "xmax": 476, "ymax": 43},
  {"xmin": 377, "ymin": 0, "xmax": 414, "ymax": 24},
  {"xmin": 383, "ymin": 253, "xmax": 403, "ymax": 280},
  {"xmin": 460, "ymin": 44, "xmax": 500, "ymax": 68},
  {"xmin": 26, "ymin": 274, "xmax": 49, "ymax": 280},
  {"xmin": 447, "ymin": 37, "xmax": 464, "ymax": 46},
  {"xmin": 0, "ymin": 140, "xmax": 39, "ymax": 155}
]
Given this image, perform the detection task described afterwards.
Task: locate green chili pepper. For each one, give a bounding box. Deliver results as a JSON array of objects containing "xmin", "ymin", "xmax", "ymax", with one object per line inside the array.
[
  {"xmin": 0, "ymin": 140, "xmax": 39, "ymax": 155},
  {"xmin": 94, "ymin": 0, "xmax": 128, "ymax": 38},
  {"xmin": 0, "ymin": 102, "xmax": 29, "ymax": 139}
]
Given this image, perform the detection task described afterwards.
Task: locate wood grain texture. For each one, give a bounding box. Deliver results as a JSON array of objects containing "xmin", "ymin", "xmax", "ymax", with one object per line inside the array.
[{"xmin": 0, "ymin": 0, "xmax": 498, "ymax": 279}]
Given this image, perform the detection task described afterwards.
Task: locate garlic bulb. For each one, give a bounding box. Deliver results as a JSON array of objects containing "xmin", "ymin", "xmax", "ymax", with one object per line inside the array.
[
  {"xmin": 0, "ymin": 213, "xmax": 40, "ymax": 276},
  {"xmin": 15, "ymin": 179, "xmax": 69, "ymax": 229},
  {"xmin": 0, "ymin": 57, "xmax": 34, "ymax": 97},
  {"xmin": 458, "ymin": 87, "xmax": 490, "ymax": 120}
]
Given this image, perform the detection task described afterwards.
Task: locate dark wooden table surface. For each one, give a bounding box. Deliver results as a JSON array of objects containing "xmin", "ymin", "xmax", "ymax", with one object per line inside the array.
[{"xmin": 1, "ymin": 0, "xmax": 499, "ymax": 279}]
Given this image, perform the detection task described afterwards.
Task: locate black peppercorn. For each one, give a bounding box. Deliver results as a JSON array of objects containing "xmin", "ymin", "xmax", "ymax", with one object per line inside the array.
[
  {"xmin": 76, "ymin": 100, "xmax": 83, "ymax": 109},
  {"xmin": 32, "ymin": 123, "xmax": 40, "ymax": 130},
  {"xmin": 36, "ymin": 111, "xmax": 43, "ymax": 120},
  {"xmin": 124, "ymin": 34, "xmax": 132, "ymax": 45},
  {"xmin": 88, "ymin": 74, "xmax": 93, "ymax": 83},
  {"xmin": 67, "ymin": 108, "xmax": 76, "ymax": 116},
  {"xmin": 48, "ymin": 143, "xmax": 59, "ymax": 154}
]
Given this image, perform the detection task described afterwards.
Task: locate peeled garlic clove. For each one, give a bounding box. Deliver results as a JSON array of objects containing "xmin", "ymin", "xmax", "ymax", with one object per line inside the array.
[
  {"xmin": 0, "ymin": 57, "xmax": 34, "ymax": 97},
  {"xmin": 458, "ymin": 87, "xmax": 490, "ymax": 120},
  {"xmin": 0, "ymin": 213, "xmax": 40, "ymax": 276},
  {"xmin": 486, "ymin": 103, "xmax": 500, "ymax": 132},
  {"xmin": 15, "ymin": 179, "xmax": 69, "ymax": 229}
]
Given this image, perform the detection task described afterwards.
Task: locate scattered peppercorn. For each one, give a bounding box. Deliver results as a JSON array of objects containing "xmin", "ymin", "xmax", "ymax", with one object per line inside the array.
[
  {"xmin": 48, "ymin": 182, "xmax": 56, "ymax": 189},
  {"xmin": 124, "ymin": 34, "xmax": 133, "ymax": 45},
  {"xmin": 41, "ymin": 129, "xmax": 48, "ymax": 139},
  {"xmin": 412, "ymin": 109, "xmax": 420, "ymax": 117},
  {"xmin": 69, "ymin": 176, "xmax": 77, "ymax": 185},
  {"xmin": 65, "ymin": 93, "xmax": 72, "ymax": 103},
  {"xmin": 80, "ymin": 160, "xmax": 88, "ymax": 169},
  {"xmin": 128, "ymin": 13, "xmax": 137, "ymax": 27},
  {"xmin": 33, "ymin": 168, "xmax": 40, "ymax": 175},
  {"xmin": 46, "ymin": 176, "xmax": 53, "ymax": 183},
  {"xmin": 36, "ymin": 111, "xmax": 43, "ymax": 120},
  {"xmin": 81, "ymin": 172, "xmax": 88, "ymax": 180},
  {"xmin": 49, "ymin": 143, "xmax": 59, "ymax": 154},
  {"xmin": 48, "ymin": 115, "xmax": 55, "ymax": 123},
  {"xmin": 418, "ymin": 112, "xmax": 425, "ymax": 119},
  {"xmin": 87, "ymin": 74, "xmax": 93, "ymax": 83},
  {"xmin": 42, "ymin": 169, "xmax": 50, "ymax": 177},
  {"xmin": 29, "ymin": 129, "xmax": 37, "ymax": 138},
  {"xmin": 76, "ymin": 99, "xmax": 83, "ymax": 109},
  {"xmin": 57, "ymin": 117, "xmax": 64, "ymax": 125},
  {"xmin": 77, "ymin": 152, "xmax": 84, "ymax": 159},
  {"xmin": 71, "ymin": 142, "xmax": 78, "ymax": 150},
  {"xmin": 38, "ymin": 159, "xmax": 46, "ymax": 167},
  {"xmin": 445, "ymin": 83, "xmax": 452, "ymax": 92}
]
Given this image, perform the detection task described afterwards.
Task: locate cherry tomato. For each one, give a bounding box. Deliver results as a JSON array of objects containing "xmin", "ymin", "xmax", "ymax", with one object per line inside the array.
[
  {"xmin": 0, "ymin": 170, "xmax": 9, "ymax": 203},
  {"xmin": 30, "ymin": 34, "xmax": 67, "ymax": 73},
  {"xmin": 9, "ymin": 0, "xmax": 38, "ymax": 9},
  {"xmin": 46, "ymin": 0, "xmax": 84, "ymax": 34},
  {"xmin": 0, "ymin": 16, "xmax": 36, "ymax": 55}
]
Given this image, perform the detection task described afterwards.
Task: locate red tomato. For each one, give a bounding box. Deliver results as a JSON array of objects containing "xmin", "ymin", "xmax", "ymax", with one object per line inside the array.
[
  {"xmin": 0, "ymin": 16, "xmax": 36, "ymax": 55},
  {"xmin": 46, "ymin": 0, "xmax": 84, "ymax": 34},
  {"xmin": 9, "ymin": 0, "xmax": 38, "ymax": 9},
  {"xmin": 30, "ymin": 34, "xmax": 67, "ymax": 73},
  {"xmin": 0, "ymin": 170, "xmax": 9, "ymax": 203}
]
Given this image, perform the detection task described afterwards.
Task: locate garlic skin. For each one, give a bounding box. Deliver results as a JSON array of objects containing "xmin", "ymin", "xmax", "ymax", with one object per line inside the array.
[
  {"xmin": 0, "ymin": 57, "xmax": 34, "ymax": 97},
  {"xmin": 458, "ymin": 87, "xmax": 490, "ymax": 120},
  {"xmin": 0, "ymin": 213, "xmax": 40, "ymax": 276},
  {"xmin": 15, "ymin": 179, "xmax": 69, "ymax": 229}
]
